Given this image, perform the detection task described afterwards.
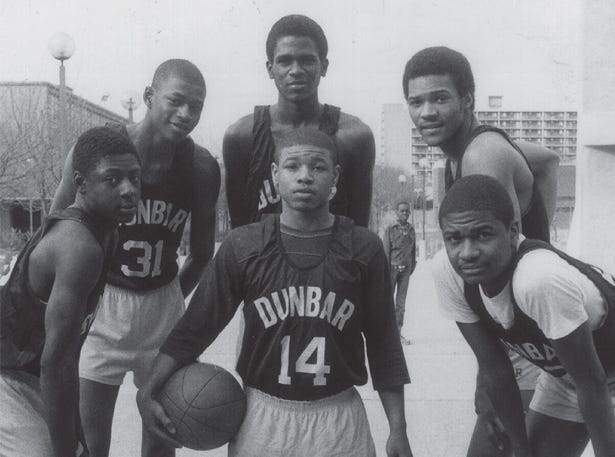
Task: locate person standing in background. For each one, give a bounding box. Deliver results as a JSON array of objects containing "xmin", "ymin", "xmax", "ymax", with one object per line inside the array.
[{"xmin": 383, "ymin": 201, "xmax": 416, "ymax": 345}]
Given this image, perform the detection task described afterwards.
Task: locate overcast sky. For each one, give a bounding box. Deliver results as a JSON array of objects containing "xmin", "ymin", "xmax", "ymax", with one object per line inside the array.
[{"xmin": 1, "ymin": 0, "xmax": 583, "ymax": 155}]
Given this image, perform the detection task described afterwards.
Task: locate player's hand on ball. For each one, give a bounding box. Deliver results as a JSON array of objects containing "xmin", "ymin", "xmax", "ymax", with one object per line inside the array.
[
  {"xmin": 386, "ymin": 430, "xmax": 413, "ymax": 457},
  {"xmin": 136, "ymin": 389, "xmax": 182, "ymax": 448}
]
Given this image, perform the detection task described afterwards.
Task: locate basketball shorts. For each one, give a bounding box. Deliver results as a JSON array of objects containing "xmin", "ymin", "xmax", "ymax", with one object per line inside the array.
[
  {"xmin": 508, "ymin": 349, "xmax": 540, "ymax": 391},
  {"xmin": 529, "ymin": 371, "xmax": 615, "ymax": 423},
  {"xmin": 228, "ymin": 387, "xmax": 376, "ymax": 457},
  {"xmin": 79, "ymin": 277, "xmax": 184, "ymax": 388},
  {"xmin": 0, "ymin": 369, "xmax": 53, "ymax": 457}
]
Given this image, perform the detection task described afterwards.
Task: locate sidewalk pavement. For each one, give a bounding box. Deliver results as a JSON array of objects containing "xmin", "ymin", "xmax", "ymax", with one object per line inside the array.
[{"xmin": 109, "ymin": 259, "xmax": 594, "ymax": 457}]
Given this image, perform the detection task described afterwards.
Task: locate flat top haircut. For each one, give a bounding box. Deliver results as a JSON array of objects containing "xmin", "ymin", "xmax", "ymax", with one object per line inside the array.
[
  {"xmin": 274, "ymin": 127, "xmax": 338, "ymax": 164},
  {"xmin": 266, "ymin": 14, "xmax": 328, "ymax": 61},
  {"xmin": 72, "ymin": 127, "xmax": 140, "ymax": 177},
  {"xmin": 151, "ymin": 59, "xmax": 206, "ymax": 90},
  {"xmin": 439, "ymin": 175, "xmax": 514, "ymax": 227},
  {"xmin": 402, "ymin": 46, "xmax": 475, "ymax": 105},
  {"xmin": 397, "ymin": 201, "xmax": 411, "ymax": 209}
]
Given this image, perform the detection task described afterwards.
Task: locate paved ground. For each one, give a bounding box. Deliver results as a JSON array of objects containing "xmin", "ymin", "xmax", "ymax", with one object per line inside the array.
[
  {"xmin": 2, "ymin": 253, "xmax": 593, "ymax": 456},
  {"xmin": 106, "ymin": 258, "xmax": 595, "ymax": 457}
]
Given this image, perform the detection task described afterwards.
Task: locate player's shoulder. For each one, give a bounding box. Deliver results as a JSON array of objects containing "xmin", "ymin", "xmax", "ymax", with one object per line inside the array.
[
  {"xmin": 465, "ymin": 131, "xmax": 519, "ymax": 160},
  {"xmin": 224, "ymin": 113, "xmax": 255, "ymax": 142},
  {"xmin": 191, "ymin": 143, "xmax": 220, "ymax": 176},
  {"xmin": 337, "ymin": 111, "xmax": 373, "ymax": 139},
  {"xmin": 224, "ymin": 219, "xmax": 272, "ymax": 262},
  {"xmin": 43, "ymin": 219, "xmax": 105, "ymax": 263},
  {"xmin": 513, "ymin": 247, "xmax": 573, "ymax": 292},
  {"xmin": 345, "ymin": 220, "xmax": 384, "ymax": 262}
]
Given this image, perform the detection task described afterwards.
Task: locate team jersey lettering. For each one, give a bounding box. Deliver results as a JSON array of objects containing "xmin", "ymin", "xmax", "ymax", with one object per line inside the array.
[
  {"xmin": 503, "ymin": 340, "xmax": 565, "ymax": 375},
  {"xmin": 253, "ymin": 286, "xmax": 355, "ymax": 331},
  {"xmin": 124, "ymin": 199, "xmax": 188, "ymax": 233},
  {"xmin": 258, "ymin": 179, "xmax": 280, "ymax": 210}
]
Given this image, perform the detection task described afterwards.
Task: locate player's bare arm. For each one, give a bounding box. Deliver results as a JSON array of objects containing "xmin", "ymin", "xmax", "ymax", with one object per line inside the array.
[
  {"xmin": 457, "ymin": 321, "xmax": 532, "ymax": 457},
  {"xmin": 136, "ymin": 352, "xmax": 183, "ymax": 448},
  {"xmin": 222, "ymin": 115, "xmax": 254, "ymax": 228},
  {"xmin": 550, "ymin": 323, "xmax": 615, "ymax": 457},
  {"xmin": 378, "ymin": 386, "xmax": 413, "ymax": 457},
  {"xmin": 336, "ymin": 114, "xmax": 375, "ymax": 228},
  {"xmin": 517, "ymin": 141, "xmax": 559, "ymax": 223},
  {"xmin": 462, "ymin": 135, "xmax": 532, "ymax": 227},
  {"xmin": 178, "ymin": 145, "xmax": 220, "ymax": 297},
  {"xmin": 38, "ymin": 222, "xmax": 105, "ymax": 457},
  {"xmin": 50, "ymin": 145, "xmax": 77, "ymax": 212}
]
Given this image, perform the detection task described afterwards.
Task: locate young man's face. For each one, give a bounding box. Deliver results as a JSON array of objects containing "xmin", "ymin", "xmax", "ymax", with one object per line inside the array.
[
  {"xmin": 396, "ymin": 203, "xmax": 410, "ymax": 223},
  {"xmin": 78, "ymin": 154, "xmax": 141, "ymax": 224},
  {"xmin": 272, "ymin": 144, "xmax": 339, "ymax": 214},
  {"xmin": 441, "ymin": 210, "xmax": 518, "ymax": 288},
  {"xmin": 145, "ymin": 75, "xmax": 205, "ymax": 142},
  {"xmin": 267, "ymin": 35, "xmax": 328, "ymax": 103},
  {"xmin": 406, "ymin": 74, "xmax": 471, "ymax": 147}
]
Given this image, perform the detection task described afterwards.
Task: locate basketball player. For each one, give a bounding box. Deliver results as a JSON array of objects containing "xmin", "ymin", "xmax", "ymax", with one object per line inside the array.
[
  {"xmin": 51, "ymin": 60, "xmax": 220, "ymax": 457},
  {"xmin": 435, "ymin": 175, "xmax": 615, "ymax": 457},
  {"xmin": 223, "ymin": 14, "xmax": 375, "ymax": 229},
  {"xmin": 0, "ymin": 127, "xmax": 141, "ymax": 457},
  {"xmin": 403, "ymin": 46, "xmax": 559, "ymax": 455},
  {"xmin": 138, "ymin": 128, "xmax": 413, "ymax": 457}
]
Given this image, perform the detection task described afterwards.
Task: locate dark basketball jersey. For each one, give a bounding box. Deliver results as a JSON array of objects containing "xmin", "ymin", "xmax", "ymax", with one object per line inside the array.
[
  {"xmin": 0, "ymin": 207, "xmax": 114, "ymax": 376},
  {"xmin": 464, "ymin": 239, "xmax": 615, "ymax": 377},
  {"xmin": 105, "ymin": 124, "xmax": 194, "ymax": 290},
  {"xmin": 244, "ymin": 105, "xmax": 349, "ymax": 223},
  {"xmin": 161, "ymin": 215, "xmax": 409, "ymax": 400},
  {"xmin": 445, "ymin": 125, "xmax": 550, "ymax": 242}
]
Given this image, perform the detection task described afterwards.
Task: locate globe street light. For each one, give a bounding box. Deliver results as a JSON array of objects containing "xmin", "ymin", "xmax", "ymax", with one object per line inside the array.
[
  {"xmin": 121, "ymin": 90, "xmax": 142, "ymax": 123},
  {"xmin": 48, "ymin": 32, "xmax": 75, "ymax": 158},
  {"xmin": 398, "ymin": 173, "xmax": 407, "ymax": 200}
]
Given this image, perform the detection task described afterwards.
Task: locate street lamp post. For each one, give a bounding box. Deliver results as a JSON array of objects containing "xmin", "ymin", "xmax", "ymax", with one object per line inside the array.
[
  {"xmin": 48, "ymin": 32, "xmax": 75, "ymax": 159},
  {"xmin": 417, "ymin": 158, "xmax": 430, "ymax": 260},
  {"xmin": 397, "ymin": 173, "xmax": 407, "ymax": 199},
  {"xmin": 121, "ymin": 90, "xmax": 142, "ymax": 123}
]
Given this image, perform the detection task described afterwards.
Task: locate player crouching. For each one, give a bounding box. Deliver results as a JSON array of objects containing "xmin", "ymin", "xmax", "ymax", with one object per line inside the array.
[
  {"xmin": 0, "ymin": 127, "xmax": 141, "ymax": 457},
  {"xmin": 137, "ymin": 127, "xmax": 413, "ymax": 457},
  {"xmin": 434, "ymin": 175, "xmax": 615, "ymax": 457}
]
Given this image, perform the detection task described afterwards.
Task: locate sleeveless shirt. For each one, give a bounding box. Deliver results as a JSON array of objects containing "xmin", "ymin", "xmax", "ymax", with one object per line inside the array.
[
  {"xmin": 105, "ymin": 124, "xmax": 194, "ymax": 290},
  {"xmin": 245, "ymin": 104, "xmax": 349, "ymax": 223},
  {"xmin": 445, "ymin": 125, "xmax": 550, "ymax": 242},
  {"xmin": 464, "ymin": 239, "xmax": 615, "ymax": 377},
  {"xmin": 0, "ymin": 207, "xmax": 114, "ymax": 376}
]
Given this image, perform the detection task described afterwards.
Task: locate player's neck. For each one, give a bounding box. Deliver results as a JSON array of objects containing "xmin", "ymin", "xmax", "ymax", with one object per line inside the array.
[
  {"xmin": 70, "ymin": 199, "xmax": 117, "ymax": 232},
  {"xmin": 130, "ymin": 119, "xmax": 179, "ymax": 161},
  {"xmin": 280, "ymin": 207, "xmax": 334, "ymax": 232},
  {"xmin": 273, "ymin": 96, "xmax": 322, "ymax": 127},
  {"xmin": 440, "ymin": 114, "xmax": 479, "ymax": 161}
]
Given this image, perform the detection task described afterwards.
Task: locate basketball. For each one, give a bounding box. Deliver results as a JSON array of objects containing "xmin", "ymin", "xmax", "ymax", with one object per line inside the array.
[{"xmin": 157, "ymin": 362, "xmax": 246, "ymax": 450}]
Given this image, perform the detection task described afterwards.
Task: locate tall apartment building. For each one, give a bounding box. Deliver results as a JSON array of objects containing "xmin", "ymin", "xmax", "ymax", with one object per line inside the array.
[{"xmin": 476, "ymin": 110, "xmax": 577, "ymax": 162}]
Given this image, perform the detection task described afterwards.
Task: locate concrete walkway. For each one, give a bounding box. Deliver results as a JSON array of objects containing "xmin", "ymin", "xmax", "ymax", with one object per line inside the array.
[{"xmin": 108, "ymin": 259, "xmax": 594, "ymax": 457}]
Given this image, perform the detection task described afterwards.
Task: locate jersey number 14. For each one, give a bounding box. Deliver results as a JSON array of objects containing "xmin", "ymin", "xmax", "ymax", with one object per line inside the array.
[{"xmin": 278, "ymin": 336, "xmax": 331, "ymax": 386}]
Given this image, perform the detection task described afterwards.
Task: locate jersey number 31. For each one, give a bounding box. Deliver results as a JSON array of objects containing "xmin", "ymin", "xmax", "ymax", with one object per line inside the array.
[{"xmin": 278, "ymin": 336, "xmax": 331, "ymax": 386}]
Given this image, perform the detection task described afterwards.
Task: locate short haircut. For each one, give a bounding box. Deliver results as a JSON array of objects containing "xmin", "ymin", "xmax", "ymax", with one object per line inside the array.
[
  {"xmin": 402, "ymin": 46, "xmax": 475, "ymax": 109},
  {"xmin": 439, "ymin": 175, "xmax": 514, "ymax": 227},
  {"xmin": 266, "ymin": 15, "xmax": 328, "ymax": 61},
  {"xmin": 397, "ymin": 201, "xmax": 411, "ymax": 209},
  {"xmin": 151, "ymin": 59, "xmax": 206, "ymax": 91},
  {"xmin": 72, "ymin": 127, "xmax": 140, "ymax": 177},
  {"xmin": 274, "ymin": 127, "xmax": 338, "ymax": 164}
]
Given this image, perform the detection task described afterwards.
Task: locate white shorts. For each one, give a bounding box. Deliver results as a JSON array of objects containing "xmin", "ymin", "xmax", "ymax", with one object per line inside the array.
[
  {"xmin": 509, "ymin": 350, "xmax": 540, "ymax": 391},
  {"xmin": 529, "ymin": 371, "xmax": 615, "ymax": 423},
  {"xmin": 79, "ymin": 278, "xmax": 184, "ymax": 387},
  {"xmin": 0, "ymin": 369, "xmax": 53, "ymax": 457},
  {"xmin": 229, "ymin": 387, "xmax": 376, "ymax": 457}
]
